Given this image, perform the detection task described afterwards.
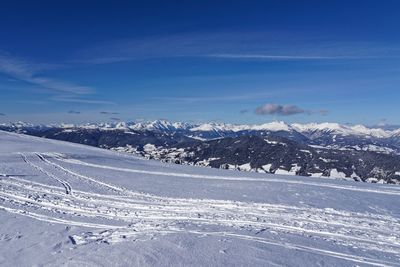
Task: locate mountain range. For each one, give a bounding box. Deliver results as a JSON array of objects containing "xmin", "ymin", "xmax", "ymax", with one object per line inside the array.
[{"xmin": 1, "ymin": 120, "xmax": 400, "ymax": 183}]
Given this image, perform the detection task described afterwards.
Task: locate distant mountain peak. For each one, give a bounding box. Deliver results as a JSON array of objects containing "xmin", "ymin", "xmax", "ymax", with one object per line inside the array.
[
  {"xmin": 2, "ymin": 119, "xmax": 400, "ymax": 139},
  {"xmin": 292, "ymin": 122, "xmax": 392, "ymax": 138}
]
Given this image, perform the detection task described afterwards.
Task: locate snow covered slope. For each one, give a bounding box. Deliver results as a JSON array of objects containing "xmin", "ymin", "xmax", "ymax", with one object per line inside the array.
[{"xmin": 1, "ymin": 130, "xmax": 400, "ymax": 266}]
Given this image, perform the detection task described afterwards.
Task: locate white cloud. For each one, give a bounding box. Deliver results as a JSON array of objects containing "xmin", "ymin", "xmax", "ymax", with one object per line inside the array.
[
  {"xmin": 255, "ymin": 103, "xmax": 329, "ymax": 116},
  {"xmin": 255, "ymin": 103, "xmax": 305, "ymax": 116}
]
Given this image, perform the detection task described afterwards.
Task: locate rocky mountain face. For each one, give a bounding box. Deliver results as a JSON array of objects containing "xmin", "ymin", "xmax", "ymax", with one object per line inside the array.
[{"xmin": 1, "ymin": 120, "xmax": 400, "ymax": 183}]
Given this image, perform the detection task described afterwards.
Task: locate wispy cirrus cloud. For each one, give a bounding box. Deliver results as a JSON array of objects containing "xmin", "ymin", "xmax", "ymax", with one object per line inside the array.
[
  {"xmin": 49, "ymin": 95, "xmax": 115, "ymax": 105},
  {"xmin": 0, "ymin": 51, "xmax": 115, "ymax": 105},
  {"xmin": 255, "ymin": 103, "xmax": 329, "ymax": 116},
  {"xmin": 0, "ymin": 51, "xmax": 114, "ymax": 105},
  {"xmin": 207, "ymin": 54, "xmax": 341, "ymax": 60},
  {"xmin": 150, "ymin": 89, "xmax": 309, "ymax": 104},
  {"xmin": 0, "ymin": 52, "xmax": 92, "ymax": 95},
  {"xmin": 73, "ymin": 32, "xmax": 380, "ymax": 65}
]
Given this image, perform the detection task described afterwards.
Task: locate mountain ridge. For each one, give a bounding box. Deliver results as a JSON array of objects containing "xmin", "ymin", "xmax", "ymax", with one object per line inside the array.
[
  {"xmin": 2, "ymin": 120, "xmax": 400, "ymax": 183},
  {"xmin": 3, "ymin": 119, "xmax": 400, "ymax": 137}
]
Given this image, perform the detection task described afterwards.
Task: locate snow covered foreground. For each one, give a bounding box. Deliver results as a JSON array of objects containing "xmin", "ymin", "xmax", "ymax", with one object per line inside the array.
[{"xmin": 1, "ymin": 131, "xmax": 400, "ymax": 267}]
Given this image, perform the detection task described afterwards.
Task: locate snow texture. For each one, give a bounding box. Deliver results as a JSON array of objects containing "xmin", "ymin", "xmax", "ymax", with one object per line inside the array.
[{"xmin": 1, "ymin": 131, "xmax": 400, "ymax": 266}]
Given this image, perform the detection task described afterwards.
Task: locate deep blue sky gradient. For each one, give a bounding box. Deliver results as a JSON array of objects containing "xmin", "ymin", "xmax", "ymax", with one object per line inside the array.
[{"xmin": 0, "ymin": 0, "xmax": 399, "ymax": 124}]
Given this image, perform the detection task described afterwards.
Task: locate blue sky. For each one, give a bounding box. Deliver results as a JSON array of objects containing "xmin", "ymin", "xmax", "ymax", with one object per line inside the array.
[{"xmin": 0, "ymin": 0, "xmax": 399, "ymax": 125}]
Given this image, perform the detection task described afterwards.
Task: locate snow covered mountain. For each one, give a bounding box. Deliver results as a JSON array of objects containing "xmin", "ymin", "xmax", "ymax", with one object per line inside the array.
[
  {"xmin": 1, "ymin": 130, "xmax": 400, "ymax": 266},
  {"xmin": 3, "ymin": 119, "xmax": 400, "ymax": 142},
  {"xmin": 3, "ymin": 119, "xmax": 400, "ymax": 138},
  {"xmin": 2, "ymin": 120, "xmax": 400, "ymax": 183}
]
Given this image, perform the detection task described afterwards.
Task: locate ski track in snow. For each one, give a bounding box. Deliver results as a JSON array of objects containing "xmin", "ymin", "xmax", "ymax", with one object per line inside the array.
[
  {"xmin": 1, "ymin": 152, "xmax": 400, "ymax": 266},
  {"xmin": 19, "ymin": 153, "xmax": 73, "ymax": 195}
]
